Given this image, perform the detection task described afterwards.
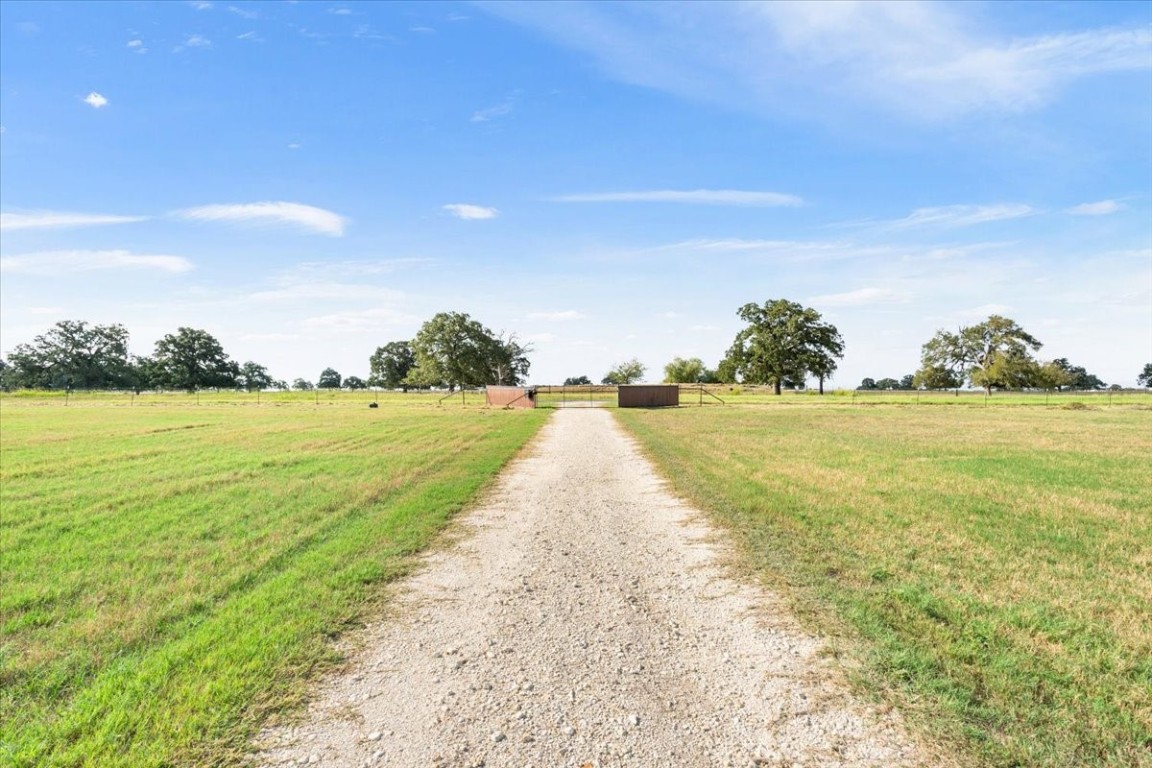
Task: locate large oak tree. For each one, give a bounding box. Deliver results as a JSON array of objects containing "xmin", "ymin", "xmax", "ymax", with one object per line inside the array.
[{"xmin": 720, "ymin": 300, "xmax": 844, "ymax": 395}]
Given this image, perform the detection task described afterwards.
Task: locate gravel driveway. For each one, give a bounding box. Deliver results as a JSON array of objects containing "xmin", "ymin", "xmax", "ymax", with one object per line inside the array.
[{"xmin": 254, "ymin": 408, "xmax": 927, "ymax": 768}]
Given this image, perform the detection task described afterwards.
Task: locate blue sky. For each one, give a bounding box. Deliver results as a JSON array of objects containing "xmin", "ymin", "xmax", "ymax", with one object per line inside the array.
[{"xmin": 2, "ymin": 0, "xmax": 1150, "ymax": 387}]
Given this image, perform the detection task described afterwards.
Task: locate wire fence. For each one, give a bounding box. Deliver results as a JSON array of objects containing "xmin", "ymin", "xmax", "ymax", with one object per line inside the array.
[{"xmin": 1, "ymin": 385, "xmax": 1148, "ymax": 409}]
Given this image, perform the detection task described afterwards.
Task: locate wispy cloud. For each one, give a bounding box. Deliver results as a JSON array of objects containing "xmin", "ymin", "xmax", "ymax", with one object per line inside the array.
[
  {"xmin": 0, "ymin": 210, "xmax": 146, "ymax": 230},
  {"xmin": 807, "ymin": 287, "xmax": 908, "ymax": 306},
  {"xmin": 227, "ymin": 5, "xmax": 258, "ymax": 19},
  {"xmin": 887, "ymin": 204, "xmax": 1037, "ymax": 228},
  {"xmin": 0, "ymin": 250, "xmax": 194, "ymax": 276},
  {"xmin": 667, "ymin": 238, "xmax": 891, "ymax": 262},
  {"xmin": 245, "ymin": 281, "xmax": 396, "ymax": 303},
  {"xmin": 175, "ymin": 201, "xmax": 347, "ymax": 236},
  {"xmin": 328, "ymin": 7, "xmax": 353, "ymax": 16},
  {"xmin": 485, "ymin": 3, "xmax": 1152, "ymax": 122},
  {"xmin": 189, "ymin": 1, "xmax": 213, "ymax": 9},
  {"xmin": 443, "ymin": 203, "xmax": 499, "ymax": 220},
  {"xmin": 527, "ymin": 310, "xmax": 586, "ymax": 321},
  {"xmin": 301, "ymin": 307, "xmax": 417, "ymax": 330},
  {"xmin": 289, "ymin": 258, "xmax": 433, "ymax": 277},
  {"xmin": 1066, "ymin": 199, "xmax": 1124, "ymax": 216},
  {"xmin": 471, "ymin": 94, "xmax": 518, "ymax": 123},
  {"xmin": 83, "ymin": 92, "xmax": 108, "ymax": 108},
  {"xmin": 553, "ymin": 189, "xmax": 803, "ymax": 206},
  {"xmin": 127, "ymin": 39, "xmax": 147, "ymax": 53},
  {"xmin": 175, "ymin": 34, "xmax": 212, "ymax": 52}
]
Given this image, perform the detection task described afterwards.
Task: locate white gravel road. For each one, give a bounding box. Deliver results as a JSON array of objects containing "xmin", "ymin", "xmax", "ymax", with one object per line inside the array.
[{"xmin": 254, "ymin": 408, "xmax": 927, "ymax": 768}]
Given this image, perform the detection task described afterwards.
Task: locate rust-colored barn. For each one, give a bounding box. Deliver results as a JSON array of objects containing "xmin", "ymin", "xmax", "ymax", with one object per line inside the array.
[
  {"xmin": 485, "ymin": 385, "xmax": 537, "ymax": 408},
  {"xmin": 617, "ymin": 385, "xmax": 679, "ymax": 408}
]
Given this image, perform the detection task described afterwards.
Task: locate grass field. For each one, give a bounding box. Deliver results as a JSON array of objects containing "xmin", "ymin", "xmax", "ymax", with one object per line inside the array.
[
  {"xmin": 616, "ymin": 405, "xmax": 1152, "ymax": 767},
  {"xmin": 0, "ymin": 400, "xmax": 547, "ymax": 767}
]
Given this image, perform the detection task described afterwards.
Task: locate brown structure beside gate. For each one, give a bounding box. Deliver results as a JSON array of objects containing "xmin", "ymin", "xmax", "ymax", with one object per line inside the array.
[
  {"xmin": 617, "ymin": 385, "xmax": 679, "ymax": 408},
  {"xmin": 485, "ymin": 385, "xmax": 537, "ymax": 408}
]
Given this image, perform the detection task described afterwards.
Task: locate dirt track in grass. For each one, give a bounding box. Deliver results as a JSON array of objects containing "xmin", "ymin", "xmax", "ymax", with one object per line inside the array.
[{"xmin": 254, "ymin": 408, "xmax": 929, "ymax": 768}]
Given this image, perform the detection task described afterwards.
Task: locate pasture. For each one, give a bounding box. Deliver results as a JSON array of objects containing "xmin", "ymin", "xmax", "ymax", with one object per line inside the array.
[
  {"xmin": 616, "ymin": 405, "xmax": 1152, "ymax": 767},
  {"xmin": 0, "ymin": 400, "xmax": 547, "ymax": 767}
]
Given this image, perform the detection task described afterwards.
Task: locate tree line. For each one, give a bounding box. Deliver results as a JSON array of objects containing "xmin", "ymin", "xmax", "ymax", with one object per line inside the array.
[
  {"xmin": 652, "ymin": 302, "xmax": 1146, "ymax": 394},
  {"xmin": 4, "ymin": 304, "xmax": 1150, "ymax": 393}
]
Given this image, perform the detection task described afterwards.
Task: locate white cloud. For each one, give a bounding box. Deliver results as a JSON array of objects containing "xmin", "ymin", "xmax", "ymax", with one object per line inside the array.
[
  {"xmin": 471, "ymin": 96, "xmax": 516, "ymax": 122},
  {"xmin": 1066, "ymin": 200, "xmax": 1124, "ymax": 216},
  {"xmin": 0, "ymin": 210, "xmax": 146, "ymax": 230},
  {"xmin": 527, "ymin": 310, "xmax": 586, "ymax": 321},
  {"xmin": 237, "ymin": 31, "xmax": 262, "ymax": 42},
  {"xmin": 0, "ymin": 250, "xmax": 194, "ymax": 276},
  {"xmin": 668, "ymin": 238, "xmax": 891, "ymax": 262},
  {"xmin": 239, "ymin": 332, "xmax": 303, "ymax": 342},
  {"xmin": 180, "ymin": 34, "xmax": 213, "ymax": 50},
  {"xmin": 83, "ymin": 92, "xmax": 109, "ymax": 109},
  {"xmin": 127, "ymin": 39, "xmax": 147, "ymax": 53},
  {"xmin": 228, "ymin": 5, "xmax": 258, "ymax": 19},
  {"xmin": 485, "ymin": 3, "xmax": 1152, "ymax": 121},
  {"xmin": 175, "ymin": 201, "xmax": 347, "ymax": 236},
  {"xmin": 807, "ymin": 288, "xmax": 908, "ymax": 306},
  {"xmin": 554, "ymin": 189, "xmax": 803, "ymax": 206},
  {"xmin": 329, "ymin": 7, "xmax": 353, "ymax": 15},
  {"xmin": 301, "ymin": 307, "xmax": 417, "ymax": 330},
  {"xmin": 888, "ymin": 204, "xmax": 1036, "ymax": 228},
  {"xmin": 960, "ymin": 303, "xmax": 1014, "ymax": 318},
  {"xmin": 189, "ymin": 1, "xmax": 213, "ymax": 9},
  {"xmin": 443, "ymin": 203, "xmax": 499, "ymax": 220},
  {"xmin": 245, "ymin": 281, "xmax": 398, "ymax": 303}
]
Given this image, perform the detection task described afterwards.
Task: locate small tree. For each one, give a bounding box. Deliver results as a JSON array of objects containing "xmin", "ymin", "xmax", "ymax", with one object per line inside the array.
[
  {"xmin": 317, "ymin": 367, "xmax": 342, "ymax": 389},
  {"xmin": 913, "ymin": 365, "xmax": 962, "ymax": 391},
  {"xmin": 237, "ymin": 361, "xmax": 274, "ymax": 392},
  {"xmin": 369, "ymin": 341, "xmax": 415, "ymax": 390},
  {"xmin": 663, "ymin": 357, "xmax": 705, "ymax": 383},
  {"xmin": 857, "ymin": 377, "xmax": 878, "ymax": 390},
  {"xmin": 563, "ymin": 375, "xmax": 592, "ymax": 386},
  {"xmin": 602, "ymin": 358, "xmax": 645, "ymax": 385},
  {"xmin": 1139, "ymin": 363, "xmax": 1152, "ymax": 388},
  {"xmin": 292, "ymin": 378, "xmax": 314, "ymax": 391},
  {"xmin": 1049, "ymin": 358, "xmax": 1106, "ymax": 390},
  {"xmin": 343, "ymin": 376, "xmax": 368, "ymax": 390}
]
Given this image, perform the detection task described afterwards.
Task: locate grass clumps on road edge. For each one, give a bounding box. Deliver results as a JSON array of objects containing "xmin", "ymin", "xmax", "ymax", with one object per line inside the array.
[
  {"xmin": 615, "ymin": 406, "xmax": 1152, "ymax": 768},
  {"xmin": 0, "ymin": 403, "xmax": 548, "ymax": 767}
]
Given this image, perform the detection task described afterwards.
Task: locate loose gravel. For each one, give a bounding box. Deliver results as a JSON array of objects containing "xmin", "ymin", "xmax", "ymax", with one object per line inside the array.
[{"xmin": 253, "ymin": 408, "xmax": 928, "ymax": 768}]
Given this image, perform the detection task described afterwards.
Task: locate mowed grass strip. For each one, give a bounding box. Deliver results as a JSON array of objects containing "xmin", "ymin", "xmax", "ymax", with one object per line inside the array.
[
  {"xmin": 0, "ymin": 402, "xmax": 548, "ymax": 767},
  {"xmin": 615, "ymin": 406, "xmax": 1151, "ymax": 768}
]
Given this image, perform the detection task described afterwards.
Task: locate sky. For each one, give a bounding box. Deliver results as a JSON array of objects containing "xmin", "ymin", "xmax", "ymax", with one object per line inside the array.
[{"xmin": 1, "ymin": 0, "xmax": 1150, "ymax": 387}]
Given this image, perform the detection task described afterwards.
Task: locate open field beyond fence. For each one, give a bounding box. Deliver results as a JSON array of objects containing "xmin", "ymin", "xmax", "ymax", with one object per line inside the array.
[
  {"xmin": 616, "ymin": 405, "xmax": 1152, "ymax": 768},
  {"xmin": 0, "ymin": 401, "xmax": 547, "ymax": 767}
]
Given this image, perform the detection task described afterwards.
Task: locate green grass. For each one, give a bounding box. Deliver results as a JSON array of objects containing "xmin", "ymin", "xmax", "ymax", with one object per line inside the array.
[
  {"xmin": 615, "ymin": 405, "xmax": 1152, "ymax": 768},
  {"xmin": 0, "ymin": 400, "xmax": 547, "ymax": 767}
]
